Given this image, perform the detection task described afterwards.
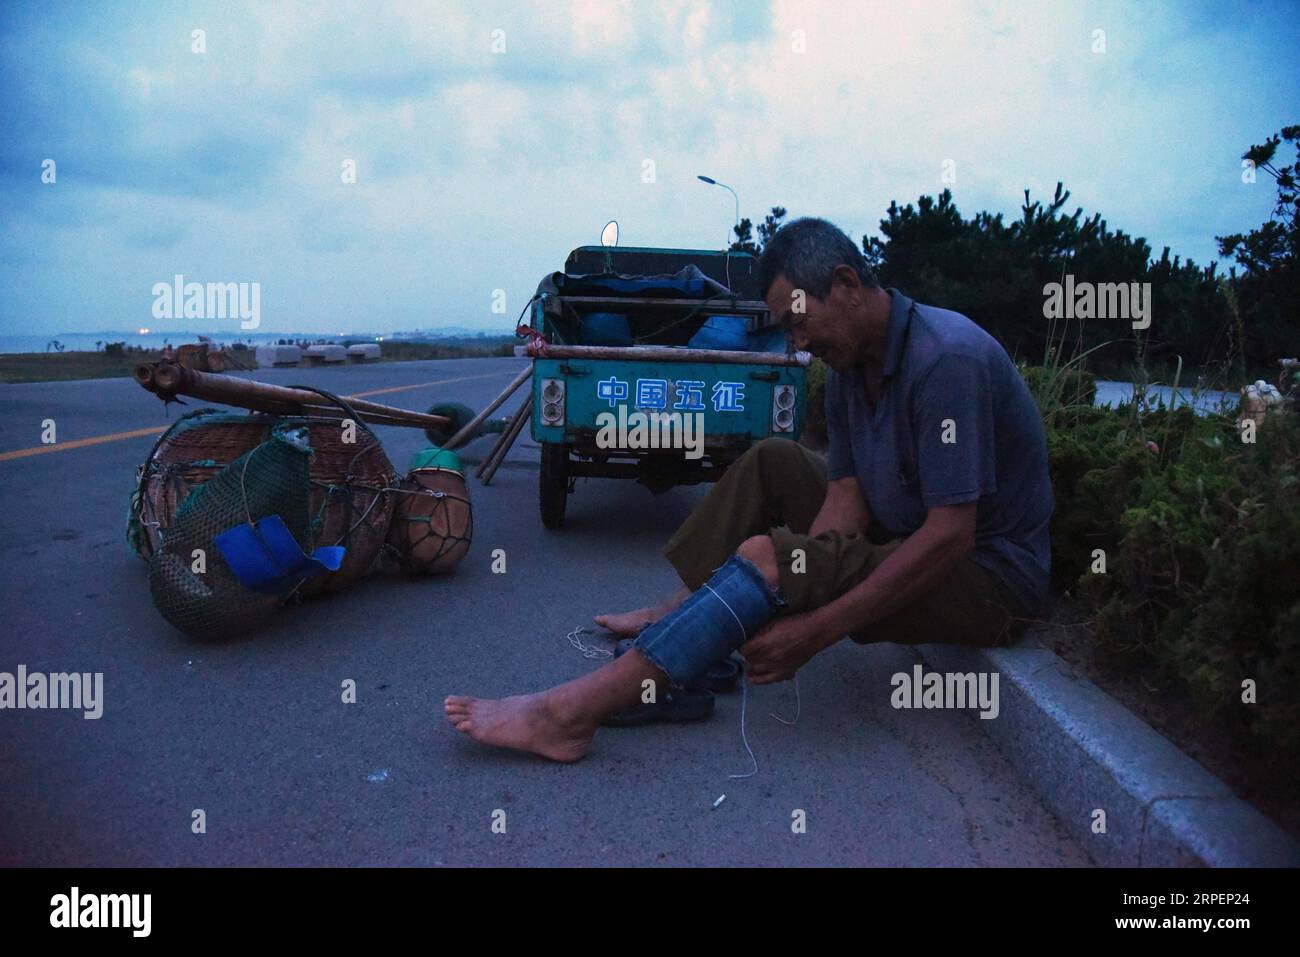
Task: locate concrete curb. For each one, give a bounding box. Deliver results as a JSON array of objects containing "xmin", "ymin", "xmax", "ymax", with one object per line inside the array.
[{"xmin": 914, "ymin": 641, "xmax": 1300, "ymax": 867}]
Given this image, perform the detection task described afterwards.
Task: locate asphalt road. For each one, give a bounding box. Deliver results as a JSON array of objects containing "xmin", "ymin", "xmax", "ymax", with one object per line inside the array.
[{"xmin": 0, "ymin": 357, "xmax": 1090, "ymax": 866}]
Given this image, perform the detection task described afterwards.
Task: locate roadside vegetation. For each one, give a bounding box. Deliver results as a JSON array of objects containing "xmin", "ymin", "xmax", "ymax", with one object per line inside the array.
[
  {"xmin": 0, "ymin": 346, "xmax": 167, "ymax": 383},
  {"xmin": 374, "ymin": 338, "xmax": 515, "ymax": 361},
  {"xmin": 0, "ymin": 337, "xmax": 517, "ymax": 383}
]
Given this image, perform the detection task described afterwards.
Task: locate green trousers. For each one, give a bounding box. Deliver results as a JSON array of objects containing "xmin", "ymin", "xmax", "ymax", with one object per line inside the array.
[{"xmin": 662, "ymin": 438, "xmax": 1027, "ymax": 648}]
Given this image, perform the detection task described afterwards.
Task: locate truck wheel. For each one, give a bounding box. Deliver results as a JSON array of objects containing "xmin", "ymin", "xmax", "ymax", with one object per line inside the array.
[{"xmin": 539, "ymin": 442, "xmax": 569, "ymax": 529}]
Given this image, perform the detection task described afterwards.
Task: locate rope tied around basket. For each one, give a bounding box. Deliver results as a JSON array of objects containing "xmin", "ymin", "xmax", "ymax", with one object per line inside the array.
[
  {"xmin": 281, "ymin": 385, "xmax": 393, "ymax": 555},
  {"xmin": 384, "ymin": 471, "xmax": 473, "ymax": 573}
]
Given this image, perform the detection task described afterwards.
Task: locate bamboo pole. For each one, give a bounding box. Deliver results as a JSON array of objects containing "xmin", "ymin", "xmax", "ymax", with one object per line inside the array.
[
  {"xmin": 475, "ymin": 395, "xmax": 530, "ymax": 479},
  {"xmin": 479, "ymin": 399, "xmax": 532, "ymax": 485},
  {"xmin": 223, "ymin": 399, "xmax": 454, "ymax": 431},
  {"xmin": 139, "ymin": 362, "xmax": 452, "ymax": 431}
]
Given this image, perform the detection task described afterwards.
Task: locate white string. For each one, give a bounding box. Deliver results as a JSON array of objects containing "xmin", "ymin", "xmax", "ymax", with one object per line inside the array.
[
  {"xmin": 701, "ymin": 583, "xmax": 748, "ymax": 641},
  {"xmin": 699, "ymin": 581, "xmax": 805, "ymax": 772},
  {"xmin": 729, "ymin": 676, "xmax": 758, "ymax": 779},
  {"xmin": 566, "ymin": 626, "xmax": 613, "ymax": 660},
  {"xmin": 698, "ymin": 582, "xmax": 786, "ymax": 775},
  {"xmin": 563, "ymin": 588, "xmax": 801, "ymax": 783},
  {"xmin": 729, "ymin": 673, "xmax": 801, "ymax": 778}
]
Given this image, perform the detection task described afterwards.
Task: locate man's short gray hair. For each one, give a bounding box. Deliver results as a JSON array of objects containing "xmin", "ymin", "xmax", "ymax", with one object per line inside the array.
[{"xmin": 758, "ymin": 217, "xmax": 879, "ymax": 299}]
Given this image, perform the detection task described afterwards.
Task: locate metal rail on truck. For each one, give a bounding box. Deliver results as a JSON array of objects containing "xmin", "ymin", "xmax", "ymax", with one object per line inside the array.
[{"xmin": 515, "ymin": 343, "xmax": 810, "ymax": 366}]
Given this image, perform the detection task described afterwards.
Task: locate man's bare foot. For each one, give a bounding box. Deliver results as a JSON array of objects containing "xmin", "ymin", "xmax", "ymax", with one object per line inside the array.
[
  {"xmin": 444, "ymin": 692, "xmax": 595, "ymax": 763},
  {"xmin": 595, "ymin": 585, "xmax": 690, "ymax": 635}
]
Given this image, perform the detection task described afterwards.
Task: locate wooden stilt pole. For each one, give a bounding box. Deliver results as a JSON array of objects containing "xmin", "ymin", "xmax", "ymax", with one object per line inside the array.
[
  {"xmin": 475, "ymin": 395, "xmax": 529, "ymax": 478},
  {"xmin": 478, "ymin": 398, "xmax": 532, "ymax": 485}
]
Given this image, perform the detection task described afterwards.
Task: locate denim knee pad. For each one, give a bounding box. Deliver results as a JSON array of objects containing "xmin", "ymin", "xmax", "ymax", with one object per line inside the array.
[{"xmin": 633, "ymin": 554, "xmax": 784, "ymax": 689}]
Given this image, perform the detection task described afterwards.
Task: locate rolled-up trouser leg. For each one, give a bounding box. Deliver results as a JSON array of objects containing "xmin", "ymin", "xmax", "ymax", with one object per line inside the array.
[{"xmin": 634, "ymin": 554, "xmax": 785, "ymax": 689}]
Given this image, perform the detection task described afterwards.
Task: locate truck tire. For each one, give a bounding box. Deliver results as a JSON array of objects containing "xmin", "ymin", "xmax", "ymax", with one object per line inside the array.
[{"xmin": 539, "ymin": 442, "xmax": 569, "ymax": 529}]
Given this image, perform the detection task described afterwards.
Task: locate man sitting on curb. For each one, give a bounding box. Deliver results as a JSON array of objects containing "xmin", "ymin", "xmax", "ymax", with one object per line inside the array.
[{"xmin": 445, "ymin": 217, "xmax": 1053, "ymax": 762}]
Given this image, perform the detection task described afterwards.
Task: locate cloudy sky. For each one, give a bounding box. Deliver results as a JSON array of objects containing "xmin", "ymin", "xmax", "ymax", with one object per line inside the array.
[{"xmin": 2, "ymin": 0, "xmax": 1297, "ymax": 337}]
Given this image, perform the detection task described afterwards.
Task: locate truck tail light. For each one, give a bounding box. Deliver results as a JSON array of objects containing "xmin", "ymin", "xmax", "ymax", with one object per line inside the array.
[
  {"xmin": 772, "ymin": 385, "xmax": 796, "ymax": 432},
  {"xmin": 541, "ymin": 379, "xmax": 566, "ymax": 425}
]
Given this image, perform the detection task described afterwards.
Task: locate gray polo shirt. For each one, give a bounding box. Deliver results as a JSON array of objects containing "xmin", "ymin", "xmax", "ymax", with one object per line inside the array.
[{"xmin": 824, "ymin": 289, "xmax": 1053, "ymax": 615}]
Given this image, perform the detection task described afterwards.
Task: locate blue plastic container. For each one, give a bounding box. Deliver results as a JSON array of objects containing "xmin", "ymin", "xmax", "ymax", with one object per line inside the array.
[
  {"xmin": 687, "ymin": 315, "xmax": 748, "ymax": 351},
  {"xmin": 579, "ymin": 312, "xmax": 633, "ymax": 346}
]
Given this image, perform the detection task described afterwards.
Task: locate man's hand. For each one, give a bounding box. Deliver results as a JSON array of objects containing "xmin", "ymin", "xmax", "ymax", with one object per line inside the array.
[
  {"xmin": 739, "ymin": 613, "xmax": 836, "ymax": 685},
  {"xmin": 807, "ymin": 501, "xmax": 978, "ymax": 643}
]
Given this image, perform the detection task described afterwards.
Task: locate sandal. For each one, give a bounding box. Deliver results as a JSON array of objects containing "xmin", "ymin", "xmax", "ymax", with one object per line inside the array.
[{"xmin": 600, "ymin": 687, "xmax": 716, "ymax": 727}]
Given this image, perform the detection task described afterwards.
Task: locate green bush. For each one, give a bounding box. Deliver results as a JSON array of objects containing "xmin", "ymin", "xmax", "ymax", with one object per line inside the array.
[
  {"xmin": 1021, "ymin": 364, "xmax": 1097, "ymax": 414},
  {"xmin": 1055, "ymin": 404, "xmax": 1300, "ymax": 779}
]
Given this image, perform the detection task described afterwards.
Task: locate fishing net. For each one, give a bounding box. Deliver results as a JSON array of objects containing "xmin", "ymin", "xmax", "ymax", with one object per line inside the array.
[{"xmin": 147, "ymin": 425, "xmax": 313, "ymax": 639}]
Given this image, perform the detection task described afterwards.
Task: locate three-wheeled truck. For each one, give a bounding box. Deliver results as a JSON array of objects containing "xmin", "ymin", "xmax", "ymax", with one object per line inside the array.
[{"xmin": 520, "ymin": 243, "xmax": 809, "ymax": 528}]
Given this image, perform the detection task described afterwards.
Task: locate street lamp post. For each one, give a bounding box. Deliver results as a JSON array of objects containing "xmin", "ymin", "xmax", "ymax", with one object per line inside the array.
[
  {"xmin": 697, "ymin": 175, "xmax": 740, "ymax": 242},
  {"xmin": 697, "ymin": 175, "xmax": 741, "ymax": 292}
]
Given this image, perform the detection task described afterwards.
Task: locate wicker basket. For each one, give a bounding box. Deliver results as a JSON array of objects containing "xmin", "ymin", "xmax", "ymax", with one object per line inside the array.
[
  {"xmin": 130, "ymin": 400, "xmax": 399, "ymax": 596},
  {"xmin": 297, "ymin": 415, "xmax": 399, "ymax": 595},
  {"xmin": 129, "ymin": 410, "xmax": 272, "ymax": 560}
]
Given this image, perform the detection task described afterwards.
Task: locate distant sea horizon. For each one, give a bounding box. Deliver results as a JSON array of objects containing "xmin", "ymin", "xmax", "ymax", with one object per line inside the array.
[{"xmin": 0, "ymin": 328, "xmax": 513, "ymax": 354}]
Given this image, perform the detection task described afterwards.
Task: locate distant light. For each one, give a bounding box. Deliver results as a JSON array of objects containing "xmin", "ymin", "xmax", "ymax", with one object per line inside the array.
[
  {"xmin": 377, "ymin": 336, "xmax": 384, "ymax": 342},
  {"xmin": 138, "ymin": 327, "xmax": 150, "ymax": 335}
]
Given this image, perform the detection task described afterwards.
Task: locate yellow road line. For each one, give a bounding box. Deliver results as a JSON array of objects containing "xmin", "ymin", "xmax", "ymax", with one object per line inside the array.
[
  {"xmin": 0, "ymin": 426, "xmax": 169, "ymax": 462},
  {"xmin": 0, "ymin": 368, "xmax": 523, "ymax": 463},
  {"xmin": 343, "ymin": 370, "xmax": 513, "ymax": 400}
]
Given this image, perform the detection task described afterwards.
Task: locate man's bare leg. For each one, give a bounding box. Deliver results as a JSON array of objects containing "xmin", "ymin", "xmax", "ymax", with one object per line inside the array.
[
  {"xmin": 448, "ymin": 536, "xmax": 782, "ymax": 763},
  {"xmin": 444, "ymin": 648, "xmax": 667, "ymax": 762},
  {"xmin": 594, "ymin": 584, "xmax": 691, "ymax": 635}
]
